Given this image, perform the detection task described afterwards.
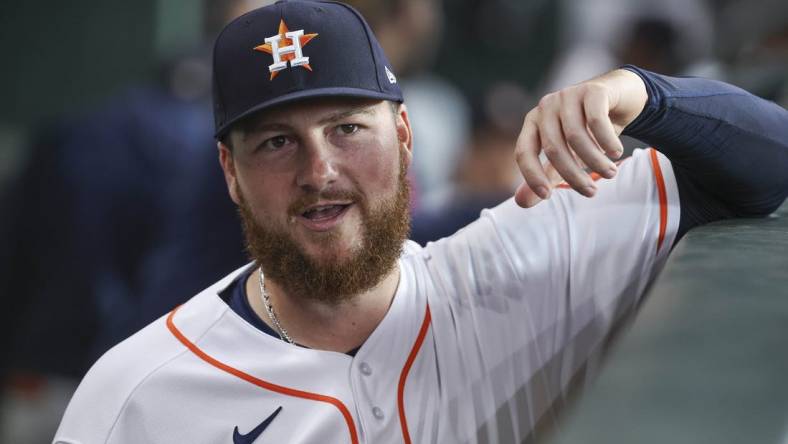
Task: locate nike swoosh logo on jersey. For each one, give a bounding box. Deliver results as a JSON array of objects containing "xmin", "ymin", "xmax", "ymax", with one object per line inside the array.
[{"xmin": 233, "ymin": 406, "xmax": 283, "ymax": 444}]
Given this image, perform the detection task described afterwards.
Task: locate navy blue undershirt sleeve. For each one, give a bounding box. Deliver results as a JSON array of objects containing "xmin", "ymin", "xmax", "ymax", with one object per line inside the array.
[{"xmin": 621, "ymin": 65, "xmax": 788, "ymax": 244}]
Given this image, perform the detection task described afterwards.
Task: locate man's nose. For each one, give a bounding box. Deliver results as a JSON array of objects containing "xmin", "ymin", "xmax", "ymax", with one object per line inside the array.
[{"xmin": 296, "ymin": 138, "xmax": 339, "ymax": 192}]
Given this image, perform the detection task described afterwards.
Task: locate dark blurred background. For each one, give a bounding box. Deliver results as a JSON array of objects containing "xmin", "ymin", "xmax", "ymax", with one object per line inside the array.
[{"xmin": 0, "ymin": 0, "xmax": 786, "ymax": 441}]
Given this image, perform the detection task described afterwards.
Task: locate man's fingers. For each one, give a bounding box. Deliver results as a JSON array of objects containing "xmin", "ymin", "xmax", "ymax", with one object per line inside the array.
[
  {"xmin": 559, "ymin": 98, "xmax": 618, "ymax": 178},
  {"xmin": 514, "ymin": 116, "xmax": 551, "ymax": 203},
  {"xmin": 515, "ymin": 81, "xmax": 630, "ymax": 206},
  {"xmin": 543, "ymin": 160, "xmax": 564, "ymax": 186},
  {"xmin": 514, "ymin": 181, "xmax": 543, "ymax": 208},
  {"xmin": 539, "ymin": 114, "xmax": 596, "ymax": 197},
  {"xmin": 583, "ymin": 86, "xmax": 624, "ymax": 159}
]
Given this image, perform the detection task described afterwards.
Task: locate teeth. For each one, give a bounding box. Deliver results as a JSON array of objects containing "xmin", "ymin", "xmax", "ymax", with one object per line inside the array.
[
  {"xmin": 304, "ymin": 205, "xmax": 331, "ymax": 215},
  {"xmin": 303, "ymin": 204, "xmax": 346, "ymax": 220}
]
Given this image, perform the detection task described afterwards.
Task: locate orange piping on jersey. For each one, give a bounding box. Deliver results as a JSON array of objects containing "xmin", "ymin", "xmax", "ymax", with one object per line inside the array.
[
  {"xmin": 648, "ymin": 148, "xmax": 668, "ymax": 252},
  {"xmin": 555, "ymin": 158, "xmax": 628, "ymax": 189},
  {"xmin": 166, "ymin": 307, "xmax": 359, "ymax": 444},
  {"xmin": 556, "ymin": 171, "xmax": 604, "ymax": 188},
  {"xmin": 397, "ymin": 303, "xmax": 432, "ymax": 444}
]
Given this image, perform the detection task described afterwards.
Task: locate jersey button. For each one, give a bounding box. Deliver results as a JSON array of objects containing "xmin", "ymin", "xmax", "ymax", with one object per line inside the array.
[
  {"xmin": 359, "ymin": 362, "xmax": 372, "ymax": 376},
  {"xmin": 372, "ymin": 406, "xmax": 384, "ymax": 420}
]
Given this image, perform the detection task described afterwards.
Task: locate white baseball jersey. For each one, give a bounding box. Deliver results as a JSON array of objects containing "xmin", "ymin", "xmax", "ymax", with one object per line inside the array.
[{"xmin": 55, "ymin": 148, "xmax": 679, "ymax": 444}]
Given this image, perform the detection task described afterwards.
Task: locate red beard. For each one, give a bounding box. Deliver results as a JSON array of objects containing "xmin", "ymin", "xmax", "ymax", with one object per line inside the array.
[{"xmin": 236, "ymin": 149, "xmax": 411, "ymax": 305}]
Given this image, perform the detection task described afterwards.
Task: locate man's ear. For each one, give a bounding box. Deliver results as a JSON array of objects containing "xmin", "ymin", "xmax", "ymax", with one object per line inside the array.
[
  {"xmin": 395, "ymin": 103, "xmax": 414, "ymax": 168},
  {"xmin": 218, "ymin": 141, "xmax": 241, "ymax": 205}
]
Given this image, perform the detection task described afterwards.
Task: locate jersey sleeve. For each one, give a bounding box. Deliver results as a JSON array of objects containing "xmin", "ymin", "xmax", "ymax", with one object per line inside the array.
[
  {"xmin": 484, "ymin": 147, "xmax": 678, "ymax": 337},
  {"xmin": 422, "ymin": 147, "xmax": 679, "ymax": 438},
  {"xmin": 52, "ymin": 313, "xmax": 189, "ymax": 444}
]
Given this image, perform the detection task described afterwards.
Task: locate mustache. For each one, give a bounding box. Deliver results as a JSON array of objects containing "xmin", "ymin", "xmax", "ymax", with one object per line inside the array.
[{"xmin": 287, "ymin": 189, "xmax": 364, "ymax": 216}]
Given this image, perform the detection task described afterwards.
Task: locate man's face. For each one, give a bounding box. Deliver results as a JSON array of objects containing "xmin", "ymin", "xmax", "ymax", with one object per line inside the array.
[{"xmin": 219, "ymin": 98, "xmax": 413, "ymax": 303}]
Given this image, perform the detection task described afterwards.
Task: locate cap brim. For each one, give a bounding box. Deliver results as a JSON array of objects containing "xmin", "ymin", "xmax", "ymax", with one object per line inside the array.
[{"xmin": 214, "ymin": 87, "xmax": 403, "ymax": 139}]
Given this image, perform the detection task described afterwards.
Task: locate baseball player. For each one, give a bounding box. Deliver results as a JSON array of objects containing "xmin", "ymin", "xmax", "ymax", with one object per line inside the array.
[{"xmin": 54, "ymin": 1, "xmax": 788, "ymax": 443}]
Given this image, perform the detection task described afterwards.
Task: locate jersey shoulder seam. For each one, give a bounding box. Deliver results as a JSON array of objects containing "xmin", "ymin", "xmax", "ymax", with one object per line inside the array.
[
  {"xmin": 102, "ymin": 304, "xmax": 230, "ymax": 443},
  {"xmin": 666, "ymin": 101, "xmax": 787, "ymax": 148},
  {"xmin": 666, "ymin": 91, "xmax": 749, "ymax": 100}
]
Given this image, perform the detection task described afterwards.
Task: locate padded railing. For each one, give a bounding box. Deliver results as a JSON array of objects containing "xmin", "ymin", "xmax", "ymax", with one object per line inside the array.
[{"xmin": 543, "ymin": 201, "xmax": 788, "ymax": 444}]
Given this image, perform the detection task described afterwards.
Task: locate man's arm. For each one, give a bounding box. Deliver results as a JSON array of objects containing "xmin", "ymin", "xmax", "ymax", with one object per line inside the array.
[
  {"xmin": 621, "ymin": 65, "xmax": 788, "ymax": 240},
  {"xmin": 514, "ymin": 66, "xmax": 788, "ymax": 240}
]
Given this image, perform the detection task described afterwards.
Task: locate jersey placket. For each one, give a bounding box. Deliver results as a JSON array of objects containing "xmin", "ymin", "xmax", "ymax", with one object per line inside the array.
[{"xmin": 347, "ymin": 260, "xmax": 435, "ymax": 444}]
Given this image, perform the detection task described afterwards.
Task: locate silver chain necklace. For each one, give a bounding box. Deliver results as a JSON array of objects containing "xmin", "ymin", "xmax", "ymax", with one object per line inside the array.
[{"xmin": 258, "ymin": 267, "xmax": 295, "ymax": 344}]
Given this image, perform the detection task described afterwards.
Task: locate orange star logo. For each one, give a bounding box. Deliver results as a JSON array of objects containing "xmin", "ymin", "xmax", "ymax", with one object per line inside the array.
[{"xmin": 254, "ymin": 19, "xmax": 318, "ymax": 80}]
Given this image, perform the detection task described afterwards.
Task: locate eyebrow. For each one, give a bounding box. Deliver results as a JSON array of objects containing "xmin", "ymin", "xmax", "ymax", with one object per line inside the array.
[
  {"xmin": 243, "ymin": 123, "xmax": 289, "ymax": 139},
  {"xmin": 244, "ymin": 105, "xmax": 377, "ymax": 140},
  {"xmin": 316, "ymin": 106, "xmax": 376, "ymax": 125}
]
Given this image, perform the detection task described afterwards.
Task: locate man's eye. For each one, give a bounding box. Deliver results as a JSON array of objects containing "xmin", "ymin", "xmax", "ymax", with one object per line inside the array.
[
  {"xmin": 338, "ymin": 124, "xmax": 359, "ymax": 135},
  {"xmin": 261, "ymin": 135, "xmax": 288, "ymax": 150}
]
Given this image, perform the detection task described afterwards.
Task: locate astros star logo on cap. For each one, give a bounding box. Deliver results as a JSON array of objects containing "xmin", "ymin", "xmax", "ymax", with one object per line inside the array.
[{"xmin": 254, "ymin": 19, "xmax": 318, "ymax": 80}]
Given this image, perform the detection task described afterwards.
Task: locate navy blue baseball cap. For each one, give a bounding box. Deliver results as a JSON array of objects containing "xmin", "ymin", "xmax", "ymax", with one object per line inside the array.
[{"xmin": 212, "ymin": 0, "xmax": 404, "ymax": 139}]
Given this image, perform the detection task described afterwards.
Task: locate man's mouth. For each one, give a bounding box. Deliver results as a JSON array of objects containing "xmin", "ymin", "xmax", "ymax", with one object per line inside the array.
[
  {"xmin": 302, "ymin": 203, "xmax": 351, "ymax": 221},
  {"xmin": 297, "ymin": 202, "xmax": 353, "ymax": 231}
]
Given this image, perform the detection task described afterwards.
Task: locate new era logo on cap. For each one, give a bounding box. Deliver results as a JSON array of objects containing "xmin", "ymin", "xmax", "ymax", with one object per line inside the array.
[
  {"xmin": 385, "ymin": 66, "xmax": 397, "ymax": 84},
  {"xmin": 212, "ymin": 0, "xmax": 404, "ymax": 138}
]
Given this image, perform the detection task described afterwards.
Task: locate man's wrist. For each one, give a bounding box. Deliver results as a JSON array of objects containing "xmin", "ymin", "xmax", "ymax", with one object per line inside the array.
[
  {"xmin": 610, "ymin": 68, "xmax": 649, "ymax": 130},
  {"xmin": 619, "ymin": 65, "xmax": 662, "ymax": 139}
]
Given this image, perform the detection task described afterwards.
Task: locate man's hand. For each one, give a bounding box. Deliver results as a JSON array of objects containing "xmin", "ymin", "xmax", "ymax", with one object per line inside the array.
[{"xmin": 514, "ymin": 69, "xmax": 649, "ymax": 208}]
